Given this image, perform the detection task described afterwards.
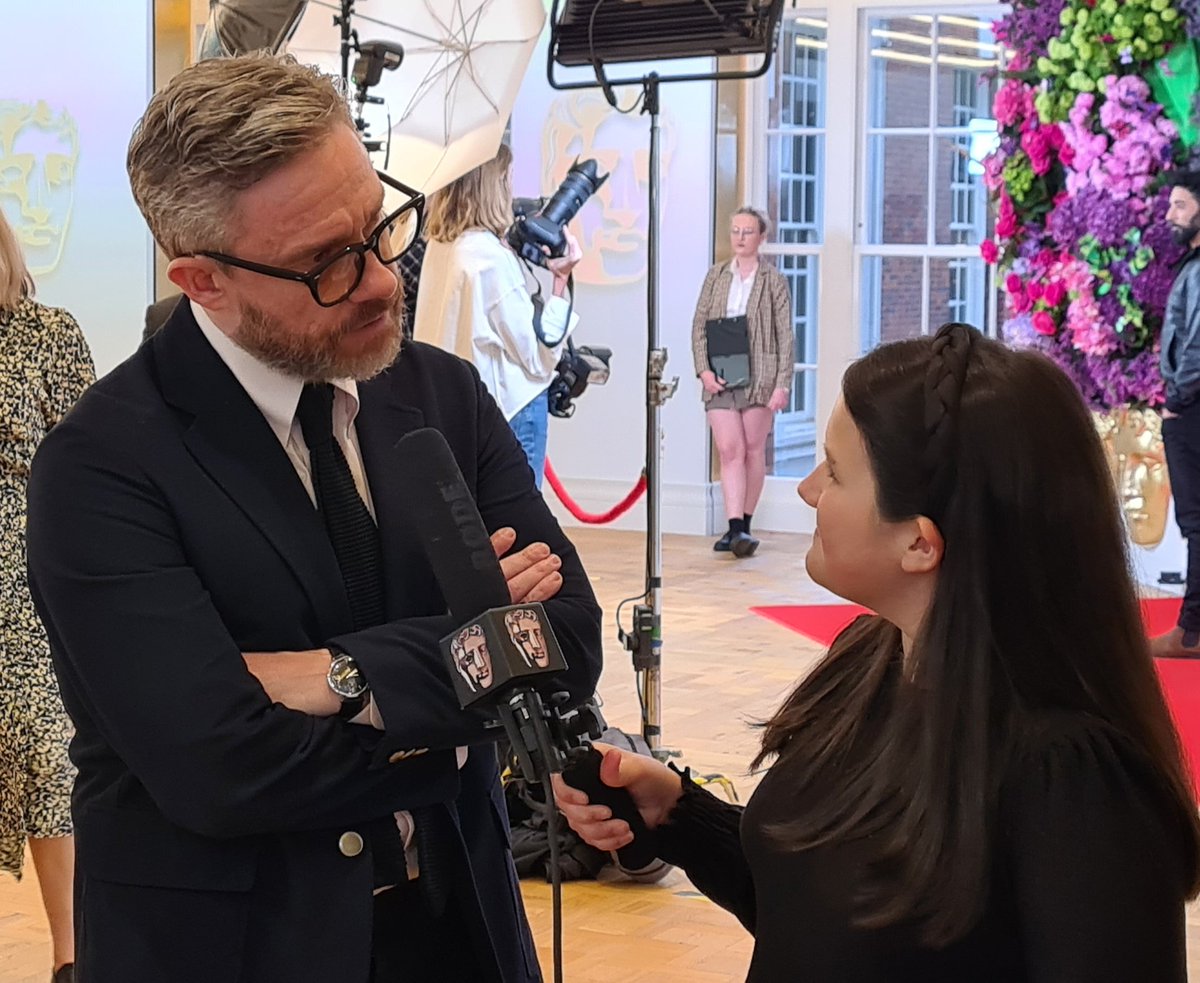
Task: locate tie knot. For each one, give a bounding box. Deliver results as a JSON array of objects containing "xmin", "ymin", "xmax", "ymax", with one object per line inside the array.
[{"xmin": 296, "ymin": 382, "xmax": 335, "ymax": 448}]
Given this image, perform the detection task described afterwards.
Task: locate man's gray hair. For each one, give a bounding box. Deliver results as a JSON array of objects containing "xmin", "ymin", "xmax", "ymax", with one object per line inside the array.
[{"xmin": 127, "ymin": 52, "xmax": 354, "ymax": 259}]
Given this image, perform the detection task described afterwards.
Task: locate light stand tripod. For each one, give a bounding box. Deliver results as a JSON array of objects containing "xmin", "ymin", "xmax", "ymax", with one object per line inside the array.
[{"xmin": 547, "ymin": 0, "xmax": 784, "ymax": 758}]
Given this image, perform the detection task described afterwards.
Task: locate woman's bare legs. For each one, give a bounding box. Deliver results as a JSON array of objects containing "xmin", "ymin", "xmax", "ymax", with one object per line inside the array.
[{"xmin": 28, "ymin": 835, "xmax": 74, "ymax": 971}]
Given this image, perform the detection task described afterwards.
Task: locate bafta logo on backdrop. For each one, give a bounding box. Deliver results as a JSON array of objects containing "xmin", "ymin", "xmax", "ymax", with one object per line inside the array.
[
  {"xmin": 541, "ymin": 90, "xmax": 676, "ymax": 287},
  {"xmin": 0, "ymin": 100, "xmax": 79, "ymax": 276},
  {"xmin": 1095, "ymin": 407, "xmax": 1172, "ymax": 548}
]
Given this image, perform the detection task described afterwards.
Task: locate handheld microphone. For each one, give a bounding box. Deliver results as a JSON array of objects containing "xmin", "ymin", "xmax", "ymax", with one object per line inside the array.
[{"xmin": 394, "ymin": 427, "xmax": 658, "ymax": 869}]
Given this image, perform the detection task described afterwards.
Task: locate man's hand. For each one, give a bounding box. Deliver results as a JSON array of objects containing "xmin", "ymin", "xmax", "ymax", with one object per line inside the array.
[
  {"xmin": 242, "ymin": 649, "xmax": 341, "ymax": 716},
  {"xmin": 1162, "ymin": 407, "xmax": 1180, "ymax": 419},
  {"xmin": 241, "ymin": 529, "xmax": 562, "ymax": 714},
  {"xmin": 490, "ymin": 526, "xmax": 563, "ymax": 603},
  {"xmin": 767, "ymin": 388, "xmax": 789, "ymax": 412}
]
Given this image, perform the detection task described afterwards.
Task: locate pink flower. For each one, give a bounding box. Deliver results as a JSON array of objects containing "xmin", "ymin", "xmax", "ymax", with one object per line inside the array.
[
  {"xmin": 980, "ymin": 239, "xmax": 999, "ymax": 264},
  {"xmin": 1027, "ymin": 281, "xmax": 1045, "ymax": 302},
  {"xmin": 996, "ymin": 193, "xmax": 1018, "ymax": 239},
  {"xmin": 994, "ymin": 79, "xmax": 1033, "ymax": 128},
  {"xmin": 1031, "ymin": 311, "xmax": 1057, "ymax": 336},
  {"xmin": 1005, "ymin": 273, "xmax": 1023, "ymax": 295},
  {"xmin": 1043, "ymin": 281, "xmax": 1067, "ymax": 307}
]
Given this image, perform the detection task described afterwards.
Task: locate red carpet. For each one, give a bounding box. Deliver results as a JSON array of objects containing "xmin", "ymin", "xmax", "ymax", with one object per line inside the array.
[{"xmin": 752, "ymin": 598, "xmax": 1200, "ymax": 792}]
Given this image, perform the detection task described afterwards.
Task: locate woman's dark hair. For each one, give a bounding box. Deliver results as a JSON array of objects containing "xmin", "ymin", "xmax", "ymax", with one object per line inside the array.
[{"xmin": 757, "ymin": 323, "xmax": 1200, "ymax": 946}]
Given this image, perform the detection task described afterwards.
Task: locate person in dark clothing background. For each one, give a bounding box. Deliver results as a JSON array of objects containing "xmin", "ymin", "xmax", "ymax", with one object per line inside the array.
[
  {"xmin": 557, "ymin": 322, "xmax": 1200, "ymax": 982},
  {"xmin": 1153, "ymin": 169, "xmax": 1200, "ymax": 659}
]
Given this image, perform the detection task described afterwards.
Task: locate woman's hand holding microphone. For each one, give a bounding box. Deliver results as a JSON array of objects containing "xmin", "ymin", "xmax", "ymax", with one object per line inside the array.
[{"xmin": 552, "ymin": 742, "xmax": 685, "ymax": 853}]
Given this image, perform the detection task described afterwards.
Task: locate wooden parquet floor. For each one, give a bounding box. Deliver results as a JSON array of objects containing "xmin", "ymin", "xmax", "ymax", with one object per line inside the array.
[{"xmin": 3, "ymin": 527, "xmax": 1200, "ymax": 981}]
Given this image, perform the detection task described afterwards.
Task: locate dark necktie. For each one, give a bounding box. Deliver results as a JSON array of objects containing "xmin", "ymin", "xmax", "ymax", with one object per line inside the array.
[
  {"xmin": 295, "ymin": 383, "xmax": 384, "ymax": 631},
  {"xmin": 295, "ymin": 383, "xmax": 449, "ymax": 914}
]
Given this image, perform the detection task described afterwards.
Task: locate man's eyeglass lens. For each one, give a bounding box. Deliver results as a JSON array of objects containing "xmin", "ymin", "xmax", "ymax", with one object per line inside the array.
[{"xmin": 315, "ymin": 208, "xmax": 420, "ymax": 305}]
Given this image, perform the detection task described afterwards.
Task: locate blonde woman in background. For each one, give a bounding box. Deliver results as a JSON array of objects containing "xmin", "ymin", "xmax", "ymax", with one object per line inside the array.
[
  {"xmin": 692, "ymin": 207, "xmax": 794, "ymax": 557},
  {"xmin": 0, "ymin": 209, "xmax": 93, "ymax": 983},
  {"xmin": 415, "ymin": 144, "xmax": 581, "ymax": 488}
]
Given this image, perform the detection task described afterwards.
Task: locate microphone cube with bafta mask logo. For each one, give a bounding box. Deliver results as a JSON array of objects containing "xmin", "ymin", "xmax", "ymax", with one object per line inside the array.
[{"xmin": 441, "ymin": 602, "xmax": 567, "ymax": 709}]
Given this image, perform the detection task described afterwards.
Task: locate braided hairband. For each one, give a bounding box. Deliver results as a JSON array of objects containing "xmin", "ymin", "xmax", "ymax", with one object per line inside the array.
[{"xmin": 922, "ymin": 322, "xmax": 978, "ymax": 518}]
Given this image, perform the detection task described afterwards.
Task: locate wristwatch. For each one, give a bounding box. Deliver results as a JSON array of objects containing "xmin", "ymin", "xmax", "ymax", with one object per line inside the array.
[{"xmin": 327, "ymin": 649, "xmax": 370, "ymax": 719}]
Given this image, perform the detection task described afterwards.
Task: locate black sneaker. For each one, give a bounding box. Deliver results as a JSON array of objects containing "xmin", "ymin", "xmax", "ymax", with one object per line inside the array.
[
  {"xmin": 713, "ymin": 532, "xmax": 733, "ymax": 552},
  {"xmin": 730, "ymin": 532, "xmax": 759, "ymax": 558},
  {"xmin": 53, "ymin": 965, "xmax": 74, "ymax": 983}
]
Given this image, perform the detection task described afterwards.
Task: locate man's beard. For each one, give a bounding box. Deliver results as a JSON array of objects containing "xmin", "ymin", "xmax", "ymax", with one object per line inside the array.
[
  {"xmin": 1170, "ymin": 219, "xmax": 1200, "ymax": 246},
  {"xmin": 233, "ymin": 287, "xmax": 404, "ymax": 382}
]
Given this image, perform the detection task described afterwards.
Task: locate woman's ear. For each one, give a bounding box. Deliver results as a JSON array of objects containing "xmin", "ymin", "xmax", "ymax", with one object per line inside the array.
[{"xmin": 900, "ymin": 516, "xmax": 944, "ymax": 574}]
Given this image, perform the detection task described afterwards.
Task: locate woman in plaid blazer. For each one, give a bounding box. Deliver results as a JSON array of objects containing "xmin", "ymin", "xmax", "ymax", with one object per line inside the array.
[{"xmin": 690, "ymin": 207, "xmax": 794, "ymax": 557}]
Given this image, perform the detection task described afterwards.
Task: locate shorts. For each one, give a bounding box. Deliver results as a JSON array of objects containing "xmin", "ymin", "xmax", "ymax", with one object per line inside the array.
[{"xmin": 706, "ymin": 388, "xmax": 760, "ymax": 411}]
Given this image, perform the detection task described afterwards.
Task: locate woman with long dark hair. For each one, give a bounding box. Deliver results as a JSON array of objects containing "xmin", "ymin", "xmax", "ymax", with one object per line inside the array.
[{"xmin": 556, "ymin": 323, "xmax": 1200, "ymax": 980}]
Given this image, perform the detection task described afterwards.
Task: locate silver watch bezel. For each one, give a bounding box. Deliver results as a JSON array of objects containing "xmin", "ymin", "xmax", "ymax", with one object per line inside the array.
[{"xmin": 327, "ymin": 653, "xmax": 369, "ymax": 700}]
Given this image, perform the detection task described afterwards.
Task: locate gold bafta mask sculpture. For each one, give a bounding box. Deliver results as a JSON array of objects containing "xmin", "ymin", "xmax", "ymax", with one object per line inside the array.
[
  {"xmin": 0, "ymin": 100, "xmax": 79, "ymax": 276},
  {"xmin": 540, "ymin": 91, "xmax": 676, "ymax": 287},
  {"xmin": 1094, "ymin": 407, "xmax": 1171, "ymax": 547}
]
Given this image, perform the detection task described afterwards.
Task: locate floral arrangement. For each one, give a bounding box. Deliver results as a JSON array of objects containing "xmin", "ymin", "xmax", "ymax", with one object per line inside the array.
[{"xmin": 985, "ymin": 0, "xmax": 1198, "ymax": 408}]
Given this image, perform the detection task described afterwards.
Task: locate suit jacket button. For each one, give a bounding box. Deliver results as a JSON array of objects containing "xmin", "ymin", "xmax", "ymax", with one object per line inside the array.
[{"xmin": 338, "ymin": 831, "xmax": 364, "ymax": 857}]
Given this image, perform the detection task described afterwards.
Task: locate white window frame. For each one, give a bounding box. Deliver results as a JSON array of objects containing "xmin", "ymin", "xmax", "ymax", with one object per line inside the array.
[{"xmin": 742, "ymin": 0, "xmax": 1002, "ymax": 534}]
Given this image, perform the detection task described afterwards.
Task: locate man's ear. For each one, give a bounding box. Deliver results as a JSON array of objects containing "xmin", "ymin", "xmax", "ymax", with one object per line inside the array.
[
  {"xmin": 166, "ymin": 256, "xmax": 231, "ymax": 311},
  {"xmin": 900, "ymin": 516, "xmax": 944, "ymax": 574}
]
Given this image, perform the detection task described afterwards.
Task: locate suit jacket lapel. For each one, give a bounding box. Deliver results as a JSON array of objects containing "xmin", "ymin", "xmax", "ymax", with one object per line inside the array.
[{"xmin": 152, "ymin": 305, "xmax": 354, "ymax": 638}]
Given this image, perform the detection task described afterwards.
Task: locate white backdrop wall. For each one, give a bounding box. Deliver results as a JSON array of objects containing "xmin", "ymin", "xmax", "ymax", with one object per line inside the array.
[
  {"xmin": 0, "ymin": 2, "xmax": 154, "ymax": 375},
  {"xmin": 510, "ymin": 34, "xmax": 718, "ymax": 533}
]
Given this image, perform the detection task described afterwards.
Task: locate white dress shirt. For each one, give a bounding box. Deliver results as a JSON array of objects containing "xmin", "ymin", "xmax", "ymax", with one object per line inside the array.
[
  {"xmin": 193, "ymin": 301, "xmax": 467, "ymax": 882},
  {"xmin": 725, "ymin": 260, "xmax": 759, "ymax": 318},
  {"xmin": 415, "ymin": 230, "xmax": 578, "ymax": 420}
]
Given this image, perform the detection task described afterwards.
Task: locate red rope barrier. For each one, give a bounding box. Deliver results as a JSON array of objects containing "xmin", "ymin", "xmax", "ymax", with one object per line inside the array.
[{"xmin": 544, "ymin": 458, "xmax": 646, "ymax": 524}]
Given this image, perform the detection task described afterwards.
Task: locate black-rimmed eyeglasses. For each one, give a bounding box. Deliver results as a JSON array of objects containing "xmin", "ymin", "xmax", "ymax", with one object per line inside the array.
[{"xmin": 198, "ymin": 170, "xmax": 425, "ymax": 308}]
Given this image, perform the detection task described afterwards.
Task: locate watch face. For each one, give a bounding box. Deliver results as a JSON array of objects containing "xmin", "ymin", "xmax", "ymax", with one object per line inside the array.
[{"xmin": 328, "ymin": 655, "xmax": 368, "ymax": 699}]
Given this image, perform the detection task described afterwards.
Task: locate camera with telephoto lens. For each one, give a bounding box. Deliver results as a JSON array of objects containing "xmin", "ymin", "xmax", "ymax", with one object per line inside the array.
[
  {"xmin": 506, "ymin": 158, "xmax": 608, "ymax": 268},
  {"xmin": 548, "ymin": 342, "xmax": 612, "ymax": 419}
]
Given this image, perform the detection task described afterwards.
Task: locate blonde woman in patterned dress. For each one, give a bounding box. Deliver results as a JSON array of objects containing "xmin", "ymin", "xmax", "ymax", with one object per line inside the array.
[{"xmin": 0, "ymin": 210, "xmax": 93, "ymax": 983}]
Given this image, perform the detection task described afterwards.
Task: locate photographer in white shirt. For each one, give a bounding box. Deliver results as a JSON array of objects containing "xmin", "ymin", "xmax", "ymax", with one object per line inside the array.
[{"xmin": 416, "ymin": 145, "xmax": 580, "ymax": 488}]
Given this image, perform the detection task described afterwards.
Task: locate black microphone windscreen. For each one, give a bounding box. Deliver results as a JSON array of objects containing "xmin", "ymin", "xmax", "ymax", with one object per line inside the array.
[{"xmin": 393, "ymin": 428, "xmax": 511, "ymax": 622}]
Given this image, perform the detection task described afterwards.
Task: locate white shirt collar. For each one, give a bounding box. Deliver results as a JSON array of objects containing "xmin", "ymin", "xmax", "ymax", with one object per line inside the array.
[
  {"xmin": 191, "ymin": 300, "xmax": 360, "ymax": 445},
  {"xmin": 728, "ymin": 258, "xmax": 759, "ymax": 280}
]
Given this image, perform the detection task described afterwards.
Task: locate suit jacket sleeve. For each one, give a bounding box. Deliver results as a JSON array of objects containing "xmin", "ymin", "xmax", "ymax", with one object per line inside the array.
[
  {"xmin": 1167, "ymin": 262, "xmax": 1200, "ymax": 412},
  {"xmin": 770, "ymin": 269, "xmax": 794, "ymax": 394},
  {"xmin": 327, "ymin": 358, "xmax": 604, "ymax": 762},
  {"xmin": 26, "ymin": 418, "xmax": 460, "ymax": 840},
  {"xmin": 692, "ymin": 266, "xmax": 720, "ymax": 377}
]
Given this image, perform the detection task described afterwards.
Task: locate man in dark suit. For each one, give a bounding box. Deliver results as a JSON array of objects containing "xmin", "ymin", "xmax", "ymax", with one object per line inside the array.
[{"xmin": 26, "ymin": 53, "xmax": 602, "ymax": 983}]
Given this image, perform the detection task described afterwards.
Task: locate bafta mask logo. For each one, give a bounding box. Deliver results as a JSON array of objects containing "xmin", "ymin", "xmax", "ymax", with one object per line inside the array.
[
  {"xmin": 450, "ymin": 624, "xmax": 493, "ymax": 693},
  {"xmin": 541, "ymin": 91, "xmax": 676, "ymax": 286},
  {"xmin": 0, "ymin": 100, "xmax": 79, "ymax": 276},
  {"xmin": 1095, "ymin": 408, "xmax": 1171, "ymax": 548},
  {"xmin": 504, "ymin": 607, "xmax": 548, "ymax": 669}
]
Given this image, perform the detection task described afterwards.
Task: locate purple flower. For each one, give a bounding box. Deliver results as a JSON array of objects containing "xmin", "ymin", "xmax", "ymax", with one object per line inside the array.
[
  {"xmin": 1178, "ymin": 0, "xmax": 1200, "ymax": 38},
  {"xmin": 994, "ymin": 0, "xmax": 1069, "ymax": 62}
]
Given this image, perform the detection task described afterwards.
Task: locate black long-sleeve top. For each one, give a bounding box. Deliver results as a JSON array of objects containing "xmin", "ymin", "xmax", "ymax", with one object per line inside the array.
[{"xmin": 655, "ymin": 714, "xmax": 1191, "ymax": 982}]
